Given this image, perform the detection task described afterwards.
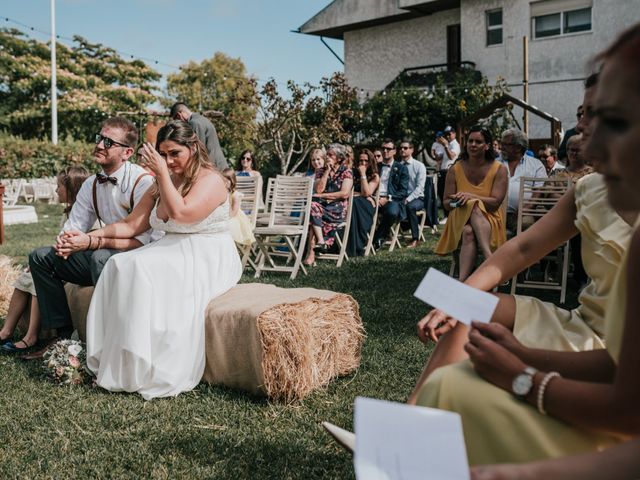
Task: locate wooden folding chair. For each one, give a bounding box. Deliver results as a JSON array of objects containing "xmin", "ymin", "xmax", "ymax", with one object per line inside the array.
[
  {"xmin": 364, "ymin": 189, "xmax": 381, "ymax": 257},
  {"xmin": 253, "ymin": 176, "xmax": 314, "ymax": 280},
  {"xmin": 510, "ymin": 176, "xmax": 571, "ymax": 303},
  {"xmin": 316, "ymin": 188, "xmax": 354, "ymax": 267},
  {"xmin": 235, "ymin": 176, "xmax": 262, "ymax": 269}
]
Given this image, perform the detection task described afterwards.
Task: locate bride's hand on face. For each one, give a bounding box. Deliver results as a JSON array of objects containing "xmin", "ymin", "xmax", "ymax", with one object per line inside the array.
[{"xmin": 140, "ymin": 142, "xmax": 169, "ymax": 178}]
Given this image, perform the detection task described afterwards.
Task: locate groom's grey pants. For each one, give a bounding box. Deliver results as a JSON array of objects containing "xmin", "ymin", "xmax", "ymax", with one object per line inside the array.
[{"xmin": 29, "ymin": 247, "xmax": 121, "ymax": 331}]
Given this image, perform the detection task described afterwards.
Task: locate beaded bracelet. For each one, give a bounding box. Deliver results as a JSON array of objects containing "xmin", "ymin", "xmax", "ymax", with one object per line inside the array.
[{"xmin": 537, "ymin": 371, "xmax": 561, "ymax": 415}]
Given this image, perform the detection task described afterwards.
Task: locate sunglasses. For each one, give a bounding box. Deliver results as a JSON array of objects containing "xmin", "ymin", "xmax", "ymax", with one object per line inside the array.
[
  {"xmin": 400, "ymin": 146, "xmax": 412, "ymax": 150},
  {"xmin": 95, "ymin": 133, "xmax": 130, "ymax": 149},
  {"xmin": 241, "ymin": 156, "xmax": 252, "ymax": 161},
  {"xmin": 381, "ymin": 146, "xmax": 395, "ymax": 151}
]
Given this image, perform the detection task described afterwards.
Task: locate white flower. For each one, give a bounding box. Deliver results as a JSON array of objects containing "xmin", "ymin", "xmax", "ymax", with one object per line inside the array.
[{"xmin": 67, "ymin": 344, "xmax": 82, "ymax": 356}]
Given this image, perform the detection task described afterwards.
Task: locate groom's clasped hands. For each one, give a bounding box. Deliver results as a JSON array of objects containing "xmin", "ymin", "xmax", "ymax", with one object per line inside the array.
[{"xmin": 54, "ymin": 231, "xmax": 93, "ymax": 259}]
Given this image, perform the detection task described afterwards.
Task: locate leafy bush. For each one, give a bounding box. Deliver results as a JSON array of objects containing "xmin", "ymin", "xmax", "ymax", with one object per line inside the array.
[{"xmin": 0, "ymin": 132, "xmax": 94, "ymax": 178}]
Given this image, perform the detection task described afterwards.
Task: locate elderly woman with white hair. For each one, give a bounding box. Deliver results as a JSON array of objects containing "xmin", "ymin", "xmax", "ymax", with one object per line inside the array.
[{"xmin": 303, "ymin": 143, "xmax": 354, "ymax": 266}]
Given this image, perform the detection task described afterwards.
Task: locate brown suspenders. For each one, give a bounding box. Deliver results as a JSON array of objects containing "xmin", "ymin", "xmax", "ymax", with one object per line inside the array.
[{"xmin": 92, "ymin": 173, "xmax": 151, "ymax": 227}]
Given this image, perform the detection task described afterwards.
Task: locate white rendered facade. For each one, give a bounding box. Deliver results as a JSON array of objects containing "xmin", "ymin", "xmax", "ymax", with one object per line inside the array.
[{"xmin": 301, "ymin": 0, "xmax": 640, "ymax": 138}]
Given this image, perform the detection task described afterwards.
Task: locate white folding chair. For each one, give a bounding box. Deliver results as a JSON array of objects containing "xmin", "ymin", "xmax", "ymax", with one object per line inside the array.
[
  {"xmin": 235, "ymin": 176, "xmax": 262, "ymax": 269},
  {"xmin": 315, "ymin": 188, "xmax": 354, "ymax": 267},
  {"xmin": 2, "ymin": 179, "xmax": 22, "ymax": 206},
  {"xmin": 32, "ymin": 179, "xmax": 55, "ymax": 203},
  {"xmin": 509, "ymin": 176, "xmax": 571, "ymax": 303},
  {"xmin": 256, "ymin": 177, "xmax": 276, "ymax": 226},
  {"xmin": 253, "ymin": 176, "xmax": 314, "ymax": 280}
]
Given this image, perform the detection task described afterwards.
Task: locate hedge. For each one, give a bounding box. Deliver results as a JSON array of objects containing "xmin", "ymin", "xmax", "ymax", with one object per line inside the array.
[{"xmin": 0, "ymin": 133, "xmax": 94, "ymax": 179}]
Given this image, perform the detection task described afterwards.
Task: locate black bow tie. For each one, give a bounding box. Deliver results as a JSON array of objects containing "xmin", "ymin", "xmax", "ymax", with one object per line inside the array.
[
  {"xmin": 381, "ymin": 163, "xmax": 391, "ymax": 168},
  {"xmin": 97, "ymin": 173, "xmax": 118, "ymax": 185}
]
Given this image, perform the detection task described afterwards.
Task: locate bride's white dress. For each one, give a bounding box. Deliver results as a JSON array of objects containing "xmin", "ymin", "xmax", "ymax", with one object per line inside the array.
[{"xmin": 86, "ymin": 199, "xmax": 242, "ymax": 400}]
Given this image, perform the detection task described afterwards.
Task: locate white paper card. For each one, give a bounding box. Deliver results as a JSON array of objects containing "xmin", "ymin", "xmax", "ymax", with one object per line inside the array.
[
  {"xmin": 354, "ymin": 397, "xmax": 469, "ymax": 480},
  {"xmin": 413, "ymin": 268, "xmax": 499, "ymax": 325}
]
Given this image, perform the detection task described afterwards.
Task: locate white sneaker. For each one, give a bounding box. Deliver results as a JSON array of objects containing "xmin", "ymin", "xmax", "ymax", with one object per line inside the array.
[{"xmin": 438, "ymin": 217, "xmax": 447, "ymax": 225}]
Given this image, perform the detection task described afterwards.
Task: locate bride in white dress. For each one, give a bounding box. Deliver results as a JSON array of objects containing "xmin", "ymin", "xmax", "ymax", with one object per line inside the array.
[{"xmin": 64, "ymin": 121, "xmax": 242, "ymax": 399}]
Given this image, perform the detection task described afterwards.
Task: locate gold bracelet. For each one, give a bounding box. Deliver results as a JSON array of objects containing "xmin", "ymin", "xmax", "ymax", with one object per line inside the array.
[{"xmin": 537, "ymin": 371, "xmax": 561, "ymax": 415}]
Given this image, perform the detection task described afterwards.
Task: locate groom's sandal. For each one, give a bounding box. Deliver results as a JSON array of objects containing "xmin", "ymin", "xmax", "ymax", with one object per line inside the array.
[
  {"xmin": 322, "ymin": 422, "xmax": 355, "ymax": 455},
  {"xmin": 1, "ymin": 339, "xmax": 36, "ymax": 354},
  {"xmin": 20, "ymin": 337, "xmax": 59, "ymax": 360}
]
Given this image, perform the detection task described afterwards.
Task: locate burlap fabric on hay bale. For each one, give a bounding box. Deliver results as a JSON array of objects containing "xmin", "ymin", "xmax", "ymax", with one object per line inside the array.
[{"xmin": 65, "ymin": 282, "xmax": 364, "ymax": 402}]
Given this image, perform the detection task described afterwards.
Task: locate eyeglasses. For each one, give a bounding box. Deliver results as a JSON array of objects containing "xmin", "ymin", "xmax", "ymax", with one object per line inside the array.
[
  {"xmin": 241, "ymin": 157, "xmax": 252, "ymax": 161},
  {"xmin": 400, "ymin": 146, "xmax": 412, "ymax": 150},
  {"xmin": 381, "ymin": 146, "xmax": 395, "ymax": 151},
  {"xmin": 95, "ymin": 133, "xmax": 130, "ymax": 149}
]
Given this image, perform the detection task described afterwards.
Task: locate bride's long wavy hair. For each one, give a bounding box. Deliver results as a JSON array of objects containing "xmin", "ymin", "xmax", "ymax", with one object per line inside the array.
[{"xmin": 151, "ymin": 120, "xmax": 214, "ymax": 198}]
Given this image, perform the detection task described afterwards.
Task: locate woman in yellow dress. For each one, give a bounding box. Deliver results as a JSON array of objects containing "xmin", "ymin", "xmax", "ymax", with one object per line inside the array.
[
  {"xmin": 410, "ymin": 72, "xmax": 637, "ymax": 399},
  {"xmin": 415, "ymin": 22, "xmax": 640, "ymax": 465},
  {"xmin": 435, "ymin": 127, "xmax": 508, "ymax": 281}
]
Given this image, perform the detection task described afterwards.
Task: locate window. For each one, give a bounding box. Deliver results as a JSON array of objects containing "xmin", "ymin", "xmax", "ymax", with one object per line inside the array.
[
  {"xmin": 486, "ymin": 9, "xmax": 503, "ymax": 46},
  {"xmin": 532, "ymin": 2, "xmax": 592, "ymax": 39}
]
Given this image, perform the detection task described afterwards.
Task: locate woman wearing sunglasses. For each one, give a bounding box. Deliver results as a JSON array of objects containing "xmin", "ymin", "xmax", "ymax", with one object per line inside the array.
[{"xmin": 235, "ymin": 149, "xmax": 261, "ymax": 178}]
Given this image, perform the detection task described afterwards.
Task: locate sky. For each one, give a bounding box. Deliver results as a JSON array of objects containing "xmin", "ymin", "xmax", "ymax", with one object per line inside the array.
[{"xmin": 2, "ymin": 0, "xmax": 342, "ymax": 89}]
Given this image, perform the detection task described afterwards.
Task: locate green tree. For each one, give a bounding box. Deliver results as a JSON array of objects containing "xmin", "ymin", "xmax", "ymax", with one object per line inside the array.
[
  {"xmin": 254, "ymin": 72, "xmax": 361, "ymax": 175},
  {"xmin": 0, "ymin": 29, "xmax": 161, "ymax": 141},
  {"xmin": 164, "ymin": 52, "xmax": 258, "ymax": 162},
  {"xmin": 359, "ymin": 70, "xmax": 513, "ymax": 152}
]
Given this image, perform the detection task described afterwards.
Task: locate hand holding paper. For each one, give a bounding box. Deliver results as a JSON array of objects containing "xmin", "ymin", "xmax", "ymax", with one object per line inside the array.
[{"xmin": 414, "ymin": 268, "xmax": 499, "ymax": 326}]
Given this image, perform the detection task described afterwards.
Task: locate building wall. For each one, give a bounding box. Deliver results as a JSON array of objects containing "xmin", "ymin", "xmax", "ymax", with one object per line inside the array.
[
  {"xmin": 462, "ymin": 0, "xmax": 640, "ymax": 138},
  {"xmin": 344, "ymin": 8, "xmax": 461, "ymax": 93},
  {"xmin": 340, "ymin": 0, "xmax": 640, "ymax": 139}
]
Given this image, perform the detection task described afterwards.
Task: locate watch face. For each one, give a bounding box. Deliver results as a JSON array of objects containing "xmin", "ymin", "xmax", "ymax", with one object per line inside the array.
[{"xmin": 512, "ymin": 374, "xmax": 534, "ymax": 396}]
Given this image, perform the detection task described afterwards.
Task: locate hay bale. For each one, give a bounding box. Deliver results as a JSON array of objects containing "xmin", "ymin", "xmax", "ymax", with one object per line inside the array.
[
  {"xmin": 203, "ymin": 283, "xmax": 365, "ymax": 402},
  {"xmin": 0, "ymin": 255, "xmax": 22, "ymax": 318},
  {"xmin": 64, "ymin": 284, "xmax": 94, "ymax": 340}
]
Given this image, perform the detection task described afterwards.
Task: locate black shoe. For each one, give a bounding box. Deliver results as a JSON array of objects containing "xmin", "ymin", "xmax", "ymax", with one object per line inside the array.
[
  {"xmin": 313, "ymin": 243, "xmax": 330, "ymax": 254},
  {"xmin": 373, "ymin": 238, "xmax": 383, "ymax": 251}
]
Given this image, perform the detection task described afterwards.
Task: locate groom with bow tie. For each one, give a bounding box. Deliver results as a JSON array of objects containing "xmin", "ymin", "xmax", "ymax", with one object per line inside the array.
[{"xmin": 28, "ymin": 117, "xmax": 156, "ymax": 345}]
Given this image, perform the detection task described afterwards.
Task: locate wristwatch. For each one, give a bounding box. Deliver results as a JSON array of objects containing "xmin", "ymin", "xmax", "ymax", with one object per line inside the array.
[{"xmin": 511, "ymin": 366, "xmax": 538, "ymax": 398}]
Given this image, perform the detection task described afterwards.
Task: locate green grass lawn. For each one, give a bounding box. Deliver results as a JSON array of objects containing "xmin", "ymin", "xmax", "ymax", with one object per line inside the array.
[{"xmin": 0, "ymin": 203, "xmax": 577, "ymax": 478}]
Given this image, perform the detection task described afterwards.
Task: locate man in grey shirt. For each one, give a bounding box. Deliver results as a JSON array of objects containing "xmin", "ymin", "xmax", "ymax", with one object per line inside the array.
[{"xmin": 170, "ymin": 102, "xmax": 228, "ymax": 170}]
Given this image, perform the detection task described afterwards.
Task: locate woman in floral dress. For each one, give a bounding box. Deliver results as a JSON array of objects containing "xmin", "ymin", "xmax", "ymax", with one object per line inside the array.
[{"xmin": 303, "ymin": 143, "xmax": 353, "ymax": 265}]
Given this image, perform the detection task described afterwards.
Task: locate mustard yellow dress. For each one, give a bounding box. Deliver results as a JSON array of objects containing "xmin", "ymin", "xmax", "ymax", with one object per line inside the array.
[
  {"xmin": 416, "ymin": 218, "xmax": 639, "ymax": 465},
  {"xmin": 514, "ymin": 174, "xmax": 634, "ymax": 351},
  {"xmin": 435, "ymin": 160, "xmax": 506, "ymax": 255}
]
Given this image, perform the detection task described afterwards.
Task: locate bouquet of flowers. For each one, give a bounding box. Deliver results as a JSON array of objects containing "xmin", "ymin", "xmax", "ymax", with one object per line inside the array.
[{"xmin": 42, "ymin": 339, "xmax": 94, "ymax": 385}]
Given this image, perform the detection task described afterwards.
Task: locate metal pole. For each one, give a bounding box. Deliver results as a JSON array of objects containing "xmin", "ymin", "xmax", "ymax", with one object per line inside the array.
[
  {"xmin": 523, "ymin": 36, "xmax": 529, "ymax": 135},
  {"xmin": 51, "ymin": 0, "xmax": 58, "ymax": 144}
]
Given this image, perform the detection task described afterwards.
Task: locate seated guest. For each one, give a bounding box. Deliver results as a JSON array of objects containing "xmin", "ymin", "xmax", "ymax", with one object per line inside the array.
[
  {"xmin": 236, "ymin": 149, "xmax": 261, "ymax": 178},
  {"xmin": 28, "ymin": 117, "xmax": 156, "ymax": 353},
  {"xmin": 399, "ymin": 138, "xmax": 427, "ymax": 248},
  {"xmin": 538, "ymin": 144, "xmax": 565, "ymax": 176},
  {"xmin": 1, "ymin": 166, "xmax": 89, "ymax": 353},
  {"xmin": 499, "ymin": 128, "xmax": 547, "ymax": 234},
  {"xmin": 373, "ymin": 148, "xmax": 383, "ymax": 166},
  {"xmin": 306, "ymin": 148, "xmax": 326, "ymax": 178},
  {"xmin": 372, "ymin": 139, "xmax": 409, "ymax": 249},
  {"xmin": 345, "ymin": 145, "xmax": 354, "ymax": 169},
  {"xmin": 410, "ymin": 33, "xmax": 640, "ymax": 463},
  {"xmin": 435, "ymin": 127, "xmax": 508, "ymax": 281},
  {"xmin": 556, "ymin": 134, "xmax": 594, "ymax": 183},
  {"xmin": 304, "ymin": 143, "xmax": 353, "ymax": 265},
  {"xmin": 436, "ymin": 126, "xmax": 461, "ymax": 219},
  {"xmin": 346, "ymin": 149, "xmax": 380, "ymax": 257},
  {"xmin": 557, "ymin": 104, "xmax": 583, "ymax": 162}
]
